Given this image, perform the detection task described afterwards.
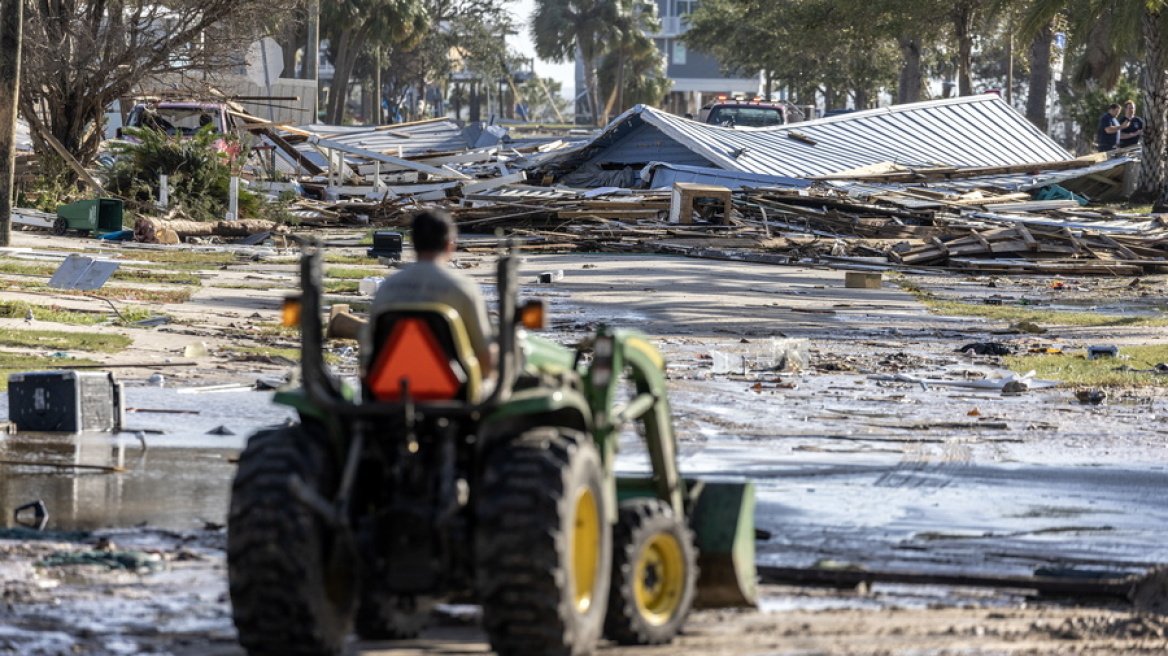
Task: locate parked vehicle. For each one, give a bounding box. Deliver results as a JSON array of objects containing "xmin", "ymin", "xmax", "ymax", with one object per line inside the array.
[
  {"xmin": 700, "ymin": 97, "xmax": 787, "ymax": 128},
  {"xmin": 117, "ymin": 101, "xmax": 240, "ymax": 155}
]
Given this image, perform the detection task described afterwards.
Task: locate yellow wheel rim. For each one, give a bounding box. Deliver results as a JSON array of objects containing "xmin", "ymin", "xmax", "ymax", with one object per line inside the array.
[
  {"xmin": 633, "ymin": 532, "xmax": 685, "ymax": 626},
  {"xmin": 571, "ymin": 488, "xmax": 600, "ymax": 613}
]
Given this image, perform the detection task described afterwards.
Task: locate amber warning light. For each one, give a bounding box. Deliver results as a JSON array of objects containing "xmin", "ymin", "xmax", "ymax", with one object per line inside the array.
[{"xmin": 282, "ymin": 295, "xmax": 302, "ymax": 328}]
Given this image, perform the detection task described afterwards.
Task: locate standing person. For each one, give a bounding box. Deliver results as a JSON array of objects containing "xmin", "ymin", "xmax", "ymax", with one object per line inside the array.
[
  {"xmin": 368, "ymin": 209, "xmax": 495, "ymax": 376},
  {"xmin": 1096, "ymin": 103, "xmax": 1130, "ymax": 151},
  {"xmin": 1119, "ymin": 100, "xmax": 1144, "ymax": 148}
]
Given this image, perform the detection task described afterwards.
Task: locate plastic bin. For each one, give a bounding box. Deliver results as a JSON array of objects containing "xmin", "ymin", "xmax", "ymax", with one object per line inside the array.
[{"xmin": 54, "ymin": 198, "xmax": 124, "ymax": 236}]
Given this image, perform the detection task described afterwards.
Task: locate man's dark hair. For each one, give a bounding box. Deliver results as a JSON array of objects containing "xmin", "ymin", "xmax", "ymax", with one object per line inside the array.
[
  {"xmin": 1108, "ymin": 103, "xmax": 1121, "ymax": 111},
  {"xmin": 411, "ymin": 210, "xmax": 456, "ymax": 253}
]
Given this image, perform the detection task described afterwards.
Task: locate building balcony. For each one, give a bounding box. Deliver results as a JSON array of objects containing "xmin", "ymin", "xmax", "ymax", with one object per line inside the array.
[{"xmin": 659, "ymin": 16, "xmax": 688, "ymax": 38}]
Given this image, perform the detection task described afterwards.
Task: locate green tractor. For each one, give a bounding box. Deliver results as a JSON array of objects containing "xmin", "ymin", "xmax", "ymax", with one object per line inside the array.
[{"xmin": 226, "ymin": 244, "xmax": 757, "ymax": 656}]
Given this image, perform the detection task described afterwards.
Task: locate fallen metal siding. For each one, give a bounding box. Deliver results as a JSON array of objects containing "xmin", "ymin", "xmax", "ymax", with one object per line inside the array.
[
  {"xmin": 563, "ymin": 96, "xmax": 1073, "ymax": 180},
  {"xmin": 295, "ymin": 120, "xmax": 472, "ymax": 157},
  {"xmin": 644, "ymin": 163, "xmax": 811, "ymax": 190}
]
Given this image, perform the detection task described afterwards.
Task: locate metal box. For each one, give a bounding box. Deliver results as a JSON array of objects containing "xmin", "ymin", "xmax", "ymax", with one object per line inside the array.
[
  {"xmin": 7, "ymin": 371, "xmax": 124, "ymax": 433},
  {"xmin": 367, "ymin": 231, "xmax": 403, "ymax": 261}
]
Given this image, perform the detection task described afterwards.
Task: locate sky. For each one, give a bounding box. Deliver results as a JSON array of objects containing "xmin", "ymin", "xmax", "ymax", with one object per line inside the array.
[{"xmin": 508, "ymin": 0, "xmax": 577, "ymax": 101}]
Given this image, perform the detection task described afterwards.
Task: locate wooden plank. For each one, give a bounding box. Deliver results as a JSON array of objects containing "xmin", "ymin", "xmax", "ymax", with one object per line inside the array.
[
  {"xmin": 556, "ymin": 209, "xmax": 664, "ymax": 219},
  {"xmin": 263, "ymin": 128, "xmax": 325, "ymax": 176},
  {"xmin": 1017, "ymin": 224, "xmax": 1038, "ymax": 251},
  {"xmin": 757, "ymin": 565, "xmax": 1136, "ymax": 600}
]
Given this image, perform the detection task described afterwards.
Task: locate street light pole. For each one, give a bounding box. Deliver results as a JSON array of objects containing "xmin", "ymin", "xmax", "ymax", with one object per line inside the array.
[{"xmin": 0, "ymin": 0, "xmax": 24, "ymax": 247}]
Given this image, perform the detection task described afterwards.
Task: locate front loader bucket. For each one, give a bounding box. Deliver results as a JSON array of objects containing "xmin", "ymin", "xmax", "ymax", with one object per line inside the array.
[{"xmin": 691, "ymin": 480, "xmax": 757, "ymax": 608}]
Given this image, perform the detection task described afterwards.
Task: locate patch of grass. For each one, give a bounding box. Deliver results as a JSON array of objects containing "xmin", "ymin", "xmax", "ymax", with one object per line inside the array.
[
  {"xmin": 0, "ymin": 354, "xmax": 102, "ymax": 391},
  {"xmin": 251, "ymin": 322, "xmax": 299, "ymax": 337},
  {"xmin": 116, "ymin": 250, "xmax": 237, "ymax": 267},
  {"xmin": 0, "ymin": 260, "xmax": 200, "ymax": 285},
  {"xmin": 0, "ymin": 261, "xmax": 57, "ymax": 276},
  {"xmin": 0, "ymin": 328, "xmax": 132, "ymax": 353},
  {"xmin": 114, "ymin": 268, "xmax": 202, "ymax": 285},
  {"xmin": 0, "ymin": 280, "xmax": 194, "ymax": 304},
  {"xmin": 324, "ymin": 253, "xmax": 374, "ymax": 265},
  {"xmin": 1005, "ymin": 345, "xmax": 1168, "ymax": 387},
  {"xmin": 322, "ymin": 280, "xmax": 359, "ymax": 294},
  {"xmin": 894, "ymin": 279, "xmax": 1168, "ymax": 328},
  {"xmin": 230, "ymin": 345, "xmax": 301, "ymax": 361},
  {"xmin": 0, "ymin": 300, "xmax": 164, "ymax": 326},
  {"xmin": 325, "ymin": 266, "xmax": 381, "ymax": 280}
]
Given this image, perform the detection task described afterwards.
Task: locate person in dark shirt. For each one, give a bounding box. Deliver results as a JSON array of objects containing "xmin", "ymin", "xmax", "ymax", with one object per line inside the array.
[
  {"xmin": 1118, "ymin": 100, "xmax": 1144, "ymax": 148},
  {"xmin": 1096, "ymin": 103, "xmax": 1130, "ymax": 151}
]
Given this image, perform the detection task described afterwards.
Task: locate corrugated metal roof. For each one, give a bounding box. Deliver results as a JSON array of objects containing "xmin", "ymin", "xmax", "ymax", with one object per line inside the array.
[
  {"xmin": 550, "ymin": 95, "xmax": 1072, "ymax": 180},
  {"xmin": 911, "ymin": 156, "xmax": 1131, "ymax": 193},
  {"xmin": 292, "ymin": 120, "xmax": 472, "ymax": 157}
]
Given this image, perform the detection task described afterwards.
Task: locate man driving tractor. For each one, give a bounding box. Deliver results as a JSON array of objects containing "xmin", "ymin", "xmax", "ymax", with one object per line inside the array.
[{"xmin": 367, "ymin": 209, "xmax": 496, "ymax": 376}]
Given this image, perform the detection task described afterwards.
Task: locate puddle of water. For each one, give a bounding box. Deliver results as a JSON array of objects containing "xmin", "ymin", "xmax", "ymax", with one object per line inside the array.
[{"xmin": 0, "ymin": 388, "xmax": 294, "ymax": 531}]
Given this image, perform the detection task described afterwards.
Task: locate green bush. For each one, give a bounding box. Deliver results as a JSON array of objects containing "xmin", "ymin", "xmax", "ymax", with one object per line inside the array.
[{"xmin": 103, "ymin": 126, "xmax": 260, "ymax": 222}]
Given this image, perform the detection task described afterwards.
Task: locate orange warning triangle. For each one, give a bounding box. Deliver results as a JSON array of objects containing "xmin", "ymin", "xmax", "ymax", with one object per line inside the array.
[{"xmin": 367, "ymin": 318, "xmax": 462, "ymax": 401}]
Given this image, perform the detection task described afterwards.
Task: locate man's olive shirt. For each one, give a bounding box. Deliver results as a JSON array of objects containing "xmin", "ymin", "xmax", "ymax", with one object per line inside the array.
[{"xmin": 368, "ymin": 259, "xmax": 492, "ymax": 360}]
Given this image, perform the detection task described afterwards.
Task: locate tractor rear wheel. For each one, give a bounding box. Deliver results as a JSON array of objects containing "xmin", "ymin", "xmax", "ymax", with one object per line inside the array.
[
  {"xmin": 477, "ymin": 427, "xmax": 611, "ymax": 656},
  {"xmin": 604, "ymin": 498, "xmax": 698, "ymax": 645},
  {"xmin": 227, "ymin": 424, "xmax": 356, "ymax": 656}
]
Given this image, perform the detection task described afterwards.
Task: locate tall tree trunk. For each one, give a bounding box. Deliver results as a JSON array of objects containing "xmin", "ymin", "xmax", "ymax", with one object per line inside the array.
[
  {"xmin": 326, "ymin": 25, "xmax": 371, "ymax": 124},
  {"xmin": 471, "ymin": 81, "xmax": 481, "ymax": 122},
  {"xmin": 953, "ymin": 0, "xmax": 976, "ymax": 96},
  {"xmin": 1025, "ymin": 19, "xmax": 1053, "ymax": 131},
  {"xmin": 0, "ymin": 0, "xmax": 23, "ymax": 246},
  {"xmin": 854, "ymin": 86, "xmax": 870, "ymax": 110},
  {"xmin": 278, "ymin": 15, "xmax": 303, "ymax": 78},
  {"xmin": 897, "ymin": 35, "xmax": 923, "ymax": 104},
  {"xmin": 583, "ymin": 55, "xmax": 600, "ymax": 126},
  {"xmin": 1142, "ymin": 11, "xmax": 1168, "ymax": 208}
]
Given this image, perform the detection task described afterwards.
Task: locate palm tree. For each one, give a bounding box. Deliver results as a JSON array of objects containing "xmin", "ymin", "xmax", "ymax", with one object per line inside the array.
[
  {"xmin": 322, "ymin": 0, "xmax": 430, "ymax": 124},
  {"xmin": 531, "ymin": 0, "xmax": 620, "ymax": 125},
  {"xmin": 598, "ymin": 0, "xmax": 662, "ymax": 121},
  {"xmin": 1022, "ymin": 0, "xmax": 1168, "ymax": 206}
]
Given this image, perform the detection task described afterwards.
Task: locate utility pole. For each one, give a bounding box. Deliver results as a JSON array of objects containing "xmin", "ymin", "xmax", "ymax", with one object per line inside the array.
[{"xmin": 0, "ymin": 0, "xmax": 24, "ymax": 247}]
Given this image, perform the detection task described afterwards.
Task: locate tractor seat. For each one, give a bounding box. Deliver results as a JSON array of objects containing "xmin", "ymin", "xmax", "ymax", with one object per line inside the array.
[{"xmin": 363, "ymin": 303, "xmax": 483, "ymax": 404}]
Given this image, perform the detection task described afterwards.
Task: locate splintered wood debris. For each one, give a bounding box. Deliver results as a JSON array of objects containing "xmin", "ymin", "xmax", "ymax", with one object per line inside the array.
[{"xmin": 17, "ymin": 110, "xmax": 1163, "ymax": 277}]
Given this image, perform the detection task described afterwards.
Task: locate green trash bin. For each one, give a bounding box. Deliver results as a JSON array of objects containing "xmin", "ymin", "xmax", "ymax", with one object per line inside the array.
[{"xmin": 54, "ymin": 198, "xmax": 124, "ymax": 236}]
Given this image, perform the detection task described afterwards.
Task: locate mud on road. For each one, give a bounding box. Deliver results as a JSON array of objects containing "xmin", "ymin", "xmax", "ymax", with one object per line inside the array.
[{"xmin": 2, "ymin": 233, "xmax": 1168, "ymax": 654}]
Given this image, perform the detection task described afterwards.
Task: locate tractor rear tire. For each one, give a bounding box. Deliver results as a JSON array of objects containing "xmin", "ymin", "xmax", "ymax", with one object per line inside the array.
[
  {"xmin": 477, "ymin": 427, "xmax": 612, "ymax": 656},
  {"xmin": 604, "ymin": 498, "xmax": 698, "ymax": 645},
  {"xmin": 354, "ymin": 592, "xmax": 432, "ymax": 640},
  {"xmin": 227, "ymin": 424, "xmax": 356, "ymax": 656}
]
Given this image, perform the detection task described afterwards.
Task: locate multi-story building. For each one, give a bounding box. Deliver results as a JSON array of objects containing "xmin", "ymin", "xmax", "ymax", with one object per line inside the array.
[{"xmin": 651, "ymin": 0, "xmax": 758, "ymax": 117}]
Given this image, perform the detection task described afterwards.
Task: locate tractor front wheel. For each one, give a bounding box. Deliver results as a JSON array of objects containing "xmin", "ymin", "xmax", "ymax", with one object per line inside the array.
[
  {"xmin": 477, "ymin": 427, "xmax": 611, "ymax": 656},
  {"xmin": 604, "ymin": 498, "xmax": 698, "ymax": 645},
  {"xmin": 227, "ymin": 424, "xmax": 356, "ymax": 656}
]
